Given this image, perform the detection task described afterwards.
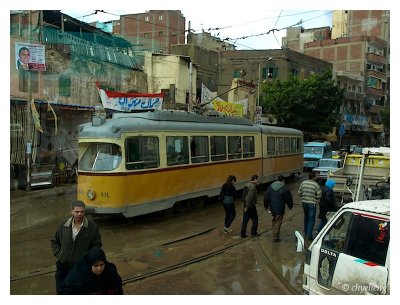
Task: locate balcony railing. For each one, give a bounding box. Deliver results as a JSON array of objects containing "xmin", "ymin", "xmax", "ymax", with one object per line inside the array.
[
  {"xmin": 344, "ymin": 91, "xmax": 364, "ymax": 101},
  {"xmin": 42, "ymin": 27, "xmax": 143, "ymax": 70}
]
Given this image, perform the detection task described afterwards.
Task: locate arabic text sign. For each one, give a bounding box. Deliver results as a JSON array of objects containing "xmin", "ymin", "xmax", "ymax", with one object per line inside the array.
[
  {"xmin": 212, "ymin": 100, "xmax": 243, "ymax": 117},
  {"xmin": 98, "ymin": 88, "xmax": 163, "ymax": 112}
]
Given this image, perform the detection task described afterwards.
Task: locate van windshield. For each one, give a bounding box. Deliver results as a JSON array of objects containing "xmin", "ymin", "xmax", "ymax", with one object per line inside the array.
[{"xmin": 304, "ymin": 146, "xmax": 323, "ymax": 154}]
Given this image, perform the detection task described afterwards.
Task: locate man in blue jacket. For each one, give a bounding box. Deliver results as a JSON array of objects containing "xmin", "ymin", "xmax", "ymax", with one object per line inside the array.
[{"xmin": 264, "ymin": 175, "xmax": 293, "ymax": 242}]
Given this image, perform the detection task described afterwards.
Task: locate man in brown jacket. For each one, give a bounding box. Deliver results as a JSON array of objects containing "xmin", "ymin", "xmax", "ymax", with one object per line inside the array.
[
  {"xmin": 240, "ymin": 175, "xmax": 260, "ymax": 238},
  {"xmin": 51, "ymin": 200, "xmax": 102, "ymax": 294}
]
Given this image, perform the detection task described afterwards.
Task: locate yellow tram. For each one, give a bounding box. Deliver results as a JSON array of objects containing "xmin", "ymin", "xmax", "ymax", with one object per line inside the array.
[{"xmin": 77, "ymin": 110, "xmax": 303, "ymax": 217}]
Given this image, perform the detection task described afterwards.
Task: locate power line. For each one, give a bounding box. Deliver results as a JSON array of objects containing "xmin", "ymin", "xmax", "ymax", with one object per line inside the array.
[{"xmin": 71, "ymin": 9, "xmax": 389, "ymax": 51}]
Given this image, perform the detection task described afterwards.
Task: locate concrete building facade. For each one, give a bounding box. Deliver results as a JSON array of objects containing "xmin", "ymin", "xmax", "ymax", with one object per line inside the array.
[
  {"xmin": 115, "ymin": 10, "xmax": 186, "ymax": 54},
  {"xmin": 10, "ymin": 10, "xmax": 147, "ymax": 189},
  {"xmin": 304, "ymin": 33, "xmax": 389, "ymax": 147},
  {"xmin": 282, "ymin": 10, "xmax": 390, "ymax": 147}
]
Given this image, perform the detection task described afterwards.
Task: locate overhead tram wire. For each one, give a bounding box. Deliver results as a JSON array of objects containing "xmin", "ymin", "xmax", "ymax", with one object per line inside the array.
[
  {"xmin": 207, "ymin": 10, "xmax": 321, "ymax": 31},
  {"xmin": 71, "ymin": 10, "xmax": 334, "ymax": 51}
]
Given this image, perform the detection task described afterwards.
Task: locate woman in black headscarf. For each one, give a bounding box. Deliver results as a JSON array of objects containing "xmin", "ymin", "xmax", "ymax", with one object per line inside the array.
[{"xmin": 59, "ymin": 247, "xmax": 123, "ymax": 295}]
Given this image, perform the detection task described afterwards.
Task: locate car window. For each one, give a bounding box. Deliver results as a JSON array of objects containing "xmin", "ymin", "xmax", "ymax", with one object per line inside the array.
[{"xmin": 318, "ymin": 159, "xmax": 341, "ymax": 168}]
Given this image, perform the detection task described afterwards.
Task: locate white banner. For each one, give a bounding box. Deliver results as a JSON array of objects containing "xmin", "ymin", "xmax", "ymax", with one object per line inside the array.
[
  {"xmin": 201, "ymin": 83, "xmax": 217, "ymax": 109},
  {"xmin": 96, "ymin": 82, "xmax": 163, "ymax": 112},
  {"xmin": 233, "ymin": 98, "xmax": 249, "ymax": 114}
]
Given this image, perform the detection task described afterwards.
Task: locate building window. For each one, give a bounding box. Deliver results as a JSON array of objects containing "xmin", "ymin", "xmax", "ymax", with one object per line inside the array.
[
  {"xmin": 233, "ymin": 70, "xmax": 242, "ymax": 78},
  {"xmin": 144, "ymin": 32, "xmax": 149, "ymax": 38},
  {"xmin": 159, "ymin": 15, "xmax": 163, "ymax": 21},
  {"xmin": 159, "ymin": 31, "xmax": 164, "ymax": 37},
  {"xmin": 19, "ymin": 70, "xmax": 38, "ymax": 93},
  {"xmin": 263, "ymin": 67, "xmax": 278, "ymax": 79},
  {"xmin": 145, "ymin": 16, "xmax": 149, "ymax": 22},
  {"xmin": 59, "ymin": 76, "xmax": 71, "ymax": 97}
]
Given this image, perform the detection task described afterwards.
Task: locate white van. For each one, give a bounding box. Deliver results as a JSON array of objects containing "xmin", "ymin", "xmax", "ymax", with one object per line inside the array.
[{"xmin": 301, "ymin": 199, "xmax": 390, "ymax": 295}]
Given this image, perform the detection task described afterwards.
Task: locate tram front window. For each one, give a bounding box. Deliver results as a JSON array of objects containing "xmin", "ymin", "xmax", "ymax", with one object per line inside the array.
[{"xmin": 80, "ymin": 143, "xmax": 122, "ymax": 171}]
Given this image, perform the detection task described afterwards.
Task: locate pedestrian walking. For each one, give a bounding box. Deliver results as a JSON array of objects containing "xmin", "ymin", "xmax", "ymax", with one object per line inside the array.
[
  {"xmin": 298, "ymin": 172, "xmax": 322, "ymax": 241},
  {"xmin": 59, "ymin": 247, "xmax": 123, "ymax": 295},
  {"xmin": 219, "ymin": 175, "xmax": 237, "ymax": 233},
  {"xmin": 51, "ymin": 200, "xmax": 102, "ymax": 294},
  {"xmin": 263, "ymin": 175, "xmax": 293, "ymax": 242},
  {"xmin": 240, "ymin": 174, "xmax": 259, "ymax": 238},
  {"xmin": 316, "ymin": 179, "xmax": 338, "ymax": 233}
]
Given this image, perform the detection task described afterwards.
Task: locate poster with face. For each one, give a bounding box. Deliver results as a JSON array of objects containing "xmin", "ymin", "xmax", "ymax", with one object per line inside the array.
[{"xmin": 15, "ymin": 42, "xmax": 46, "ymax": 71}]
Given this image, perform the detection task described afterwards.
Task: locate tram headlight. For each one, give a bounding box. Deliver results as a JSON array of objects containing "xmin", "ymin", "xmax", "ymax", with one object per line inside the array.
[{"xmin": 87, "ymin": 189, "xmax": 95, "ymax": 200}]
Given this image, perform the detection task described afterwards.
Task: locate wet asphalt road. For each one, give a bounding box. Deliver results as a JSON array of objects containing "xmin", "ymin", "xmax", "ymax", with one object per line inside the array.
[{"xmin": 10, "ymin": 173, "xmax": 308, "ymax": 295}]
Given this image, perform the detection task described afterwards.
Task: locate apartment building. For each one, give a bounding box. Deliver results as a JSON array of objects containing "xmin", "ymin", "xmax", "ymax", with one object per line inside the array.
[{"xmin": 114, "ymin": 10, "xmax": 186, "ymax": 54}]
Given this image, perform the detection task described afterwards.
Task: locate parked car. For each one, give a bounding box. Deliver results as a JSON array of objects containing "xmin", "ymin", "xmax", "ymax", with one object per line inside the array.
[{"xmin": 312, "ymin": 158, "xmax": 344, "ymax": 184}]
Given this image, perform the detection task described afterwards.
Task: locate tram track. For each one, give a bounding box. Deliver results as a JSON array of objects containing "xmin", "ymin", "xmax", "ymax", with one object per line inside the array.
[
  {"xmin": 11, "ymin": 214, "xmax": 298, "ymax": 292},
  {"xmin": 120, "ymin": 214, "xmax": 299, "ymax": 294},
  {"xmin": 11, "ymin": 180, "xmax": 305, "ymax": 294}
]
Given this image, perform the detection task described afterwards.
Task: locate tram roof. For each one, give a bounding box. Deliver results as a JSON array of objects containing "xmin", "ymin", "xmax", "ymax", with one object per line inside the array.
[{"xmin": 79, "ymin": 110, "xmax": 303, "ymax": 138}]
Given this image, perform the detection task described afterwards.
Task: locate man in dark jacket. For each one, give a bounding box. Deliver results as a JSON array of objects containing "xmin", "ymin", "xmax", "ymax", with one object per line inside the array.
[
  {"xmin": 264, "ymin": 175, "xmax": 293, "ymax": 242},
  {"xmin": 51, "ymin": 200, "xmax": 102, "ymax": 294},
  {"xmin": 316, "ymin": 179, "xmax": 338, "ymax": 233}
]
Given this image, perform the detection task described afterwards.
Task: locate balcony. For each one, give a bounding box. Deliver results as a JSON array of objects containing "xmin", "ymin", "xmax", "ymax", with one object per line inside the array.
[
  {"xmin": 365, "ymin": 70, "xmax": 386, "ymax": 79},
  {"xmin": 366, "ymin": 53, "xmax": 386, "ymax": 64},
  {"xmin": 344, "ymin": 91, "xmax": 364, "ymax": 101},
  {"xmin": 367, "ymin": 105, "xmax": 383, "ymax": 114},
  {"xmin": 342, "ymin": 114, "xmax": 370, "ymax": 132},
  {"xmin": 365, "ymin": 87, "xmax": 385, "ymax": 96}
]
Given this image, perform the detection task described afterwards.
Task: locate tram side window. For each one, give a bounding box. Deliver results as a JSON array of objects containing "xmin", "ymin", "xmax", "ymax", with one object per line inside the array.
[
  {"xmin": 190, "ymin": 136, "xmax": 209, "ymax": 163},
  {"xmin": 228, "ymin": 136, "xmax": 242, "ymax": 159},
  {"xmin": 291, "ymin": 137, "xmax": 297, "ymax": 153},
  {"xmin": 243, "ymin": 136, "xmax": 255, "ymax": 158},
  {"xmin": 284, "ymin": 137, "xmax": 290, "ymax": 154},
  {"xmin": 276, "ymin": 137, "xmax": 284, "ymax": 155},
  {"xmin": 297, "ymin": 137, "xmax": 303, "ymax": 153},
  {"xmin": 210, "ymin": 136, "xmax": 226, "ymax": 161},
  {"xmin": 80, "ymin": 143, "xmax": 122, "ymax": 171},
  {"xmin": 267, "ymin": 137, "xmax": 275, "ymax": 155},
  {"xmin": 166, "ymin": 136, "xmax": 189, "ymax": 166},
  {"xmin": 125, "ymin": 136, "xmax": 159, "ymax": 170}
]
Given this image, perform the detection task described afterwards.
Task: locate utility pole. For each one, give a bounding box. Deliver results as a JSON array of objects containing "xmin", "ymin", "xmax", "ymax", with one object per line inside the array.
[
  {"xmin": 26, "ymin": 10, "xmax": 32, "ymax": 191},
  {"xmin": 188, "ymin": 61, "xmax": 193, "ymax": 112},
  {"xmin": 257, "ymin": 62, "xmax": 261, "ymax": 106}
]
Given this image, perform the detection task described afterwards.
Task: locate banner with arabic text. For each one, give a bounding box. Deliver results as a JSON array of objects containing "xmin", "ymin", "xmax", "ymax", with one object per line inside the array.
[
  {"xmin": 212, "ymin": 100, "xmax": 243, "ymax": 117},
  {"xmin": 96, "ymin": 82, "xmax": 163, "ymax": 112}
]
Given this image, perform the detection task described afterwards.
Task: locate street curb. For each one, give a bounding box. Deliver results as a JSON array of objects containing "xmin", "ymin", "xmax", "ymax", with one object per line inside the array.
[{"xmin": 10, "ymin": 184, "xmax": 76, "ymax": 204}]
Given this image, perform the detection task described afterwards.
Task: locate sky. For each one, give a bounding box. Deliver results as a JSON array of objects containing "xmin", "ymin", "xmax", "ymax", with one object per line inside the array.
[{"xmin": 61, "ymin": 8, "xmax": 333, "ymax": 50}]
